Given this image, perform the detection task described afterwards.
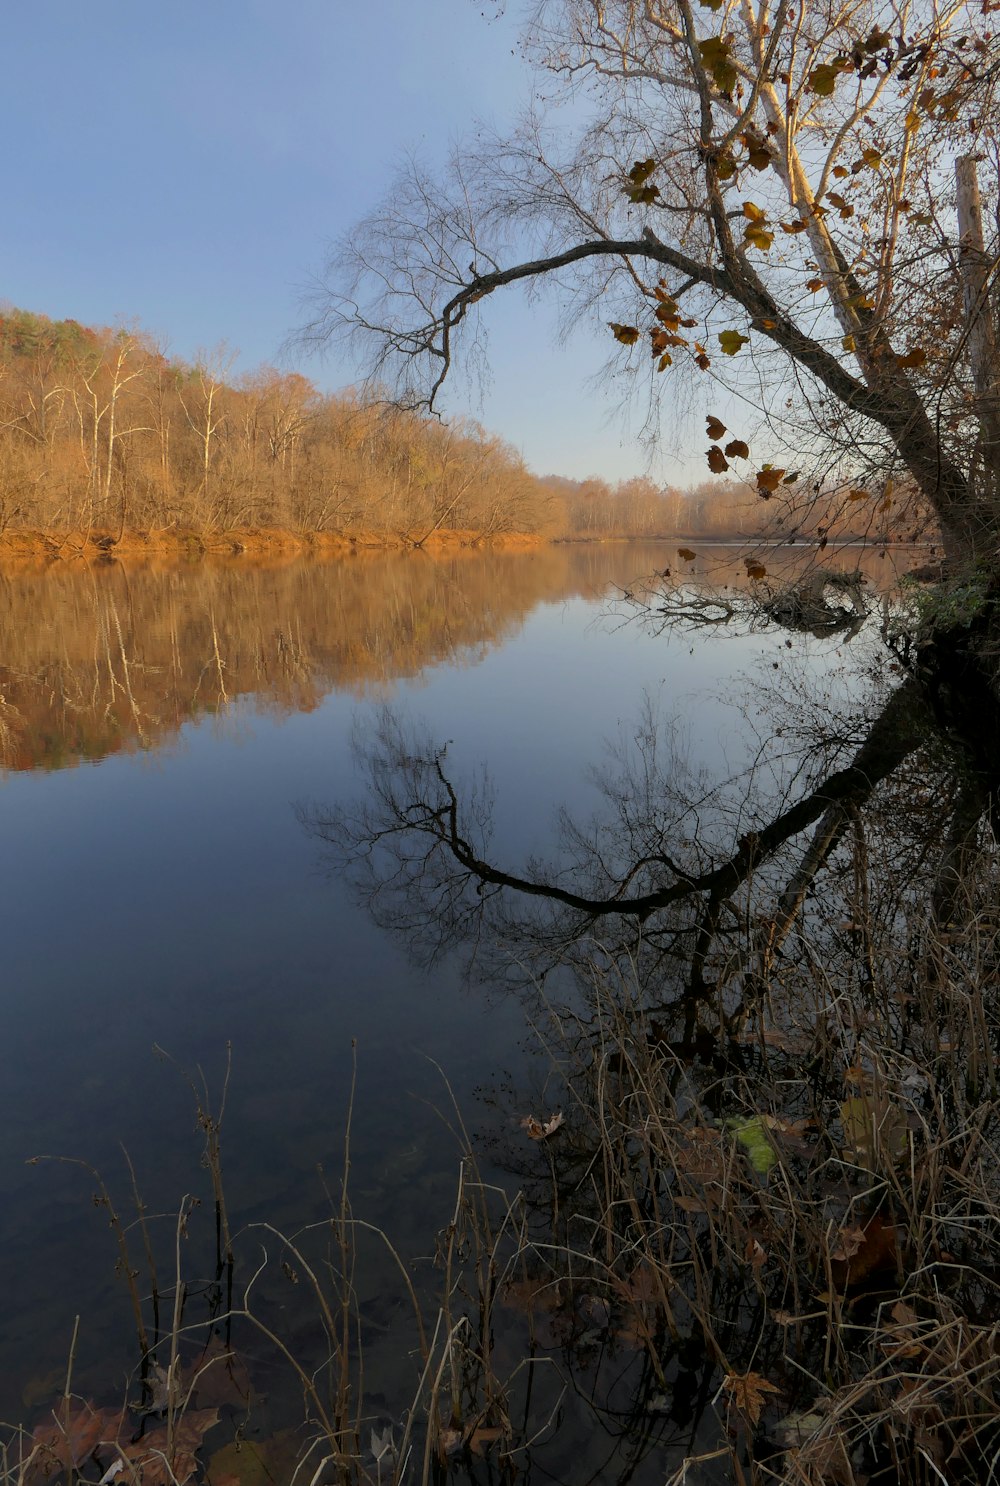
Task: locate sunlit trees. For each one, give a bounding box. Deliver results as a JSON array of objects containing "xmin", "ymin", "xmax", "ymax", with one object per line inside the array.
[
  {"xmin": 317, "ymin": 0, "xmax": 999, "ymax": 565},
  {"xmin": 0, "ymin": 309, "xmax": 567, "ymax": 543}
]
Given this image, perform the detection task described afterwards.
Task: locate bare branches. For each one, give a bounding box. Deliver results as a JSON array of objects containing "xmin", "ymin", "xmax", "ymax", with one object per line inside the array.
[{"xmin": 308, "ymin": 0, "xmax": 1000, "ymax": 566}]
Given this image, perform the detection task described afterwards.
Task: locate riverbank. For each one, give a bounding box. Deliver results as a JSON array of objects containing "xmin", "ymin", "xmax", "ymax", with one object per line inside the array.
[{"xmin": 0, "ymin": 524, "xmax": 548, "ymax": 566}]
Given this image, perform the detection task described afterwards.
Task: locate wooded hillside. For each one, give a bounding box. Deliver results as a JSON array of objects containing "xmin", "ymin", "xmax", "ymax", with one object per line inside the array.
[{"xmin": 0, "ymin": 308, "xmax": 905, "ymax": 546}]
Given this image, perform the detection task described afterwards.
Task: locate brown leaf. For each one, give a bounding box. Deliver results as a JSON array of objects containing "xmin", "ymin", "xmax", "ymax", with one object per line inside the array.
[
  {"xmin": 756, "ymin": 467, "xmax": 786, "ymax": 493},
  {"xmin": 745, "ymin": 561, "xmax": 767, "ymax": 579},
  {"xmin": 707, "ymin": 445, "xmax": 730, "ymax": 474},
  {"xmin": 125, "ymin": 1408, "xmax": 220, "ymax": 1486},
  {"xmin": 520, "ymin": 1112, "xmax": 564, "ymax": 1140},
  {"xmin": 29, "ymin": 1402, "xmax": 127, "ymax": 1477},
  {"xmin": 677, "ymin": 547, "xmax": 697, "ymax": 561},
  {"xmin": 705, "ymin": 415, "xmax": 727, "ymax": 439},
  {"xmin": 185, "ymin": 1337, "xmax": 256, "ymax": 1410},
  {"xmin": 723, "ymin": 1371, "xmax": 781, "ymax": 1426},
  {"xmin": 725, "ymin": 439, "xmax": 750, "ymax": 459}
]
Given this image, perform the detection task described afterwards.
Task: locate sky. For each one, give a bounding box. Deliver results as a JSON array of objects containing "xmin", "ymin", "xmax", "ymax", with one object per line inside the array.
[{"xmin": 1, "ymin": 1, "xmax": 696, "ymax": 485}]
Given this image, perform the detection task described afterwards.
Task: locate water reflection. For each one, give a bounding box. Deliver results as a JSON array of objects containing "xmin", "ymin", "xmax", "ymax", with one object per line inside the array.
[
  {"xmin": 306, "ymin": 567, "xmax": 1000, "ymax": 1483},
  {"xmin": 1, "ymin": 542, "xmax": 961, "ymax": 1485},
  {"xmin": 0, "ymin": 543, "xmax": 918, "ymax": 774}
]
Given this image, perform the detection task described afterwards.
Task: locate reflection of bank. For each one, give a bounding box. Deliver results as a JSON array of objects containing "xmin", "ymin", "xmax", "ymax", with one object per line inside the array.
[
  {"xmin": 311, "ymin": 608, "xmax": 1000, "ymax": 1485},
  {"xmin": 0, "ymin": 543, "xmax": 920, "ymax": 773}
]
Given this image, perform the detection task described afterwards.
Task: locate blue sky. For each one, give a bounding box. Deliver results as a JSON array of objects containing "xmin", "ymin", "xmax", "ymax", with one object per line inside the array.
[{"xmin": 1, "ymin": 1, "xmax": 697, "ymax": 484}]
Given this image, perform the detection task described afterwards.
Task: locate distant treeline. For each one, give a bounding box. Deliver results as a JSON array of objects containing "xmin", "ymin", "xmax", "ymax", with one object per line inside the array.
[{"xmin": 0, "ymin": 308, "xmax": 903, "ymax": 545}]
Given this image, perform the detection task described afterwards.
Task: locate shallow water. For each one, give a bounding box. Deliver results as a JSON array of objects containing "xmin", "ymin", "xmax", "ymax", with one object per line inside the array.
[{"xmin": 0, "ymin": 541, "xmax": 922, "ymax": 1473}]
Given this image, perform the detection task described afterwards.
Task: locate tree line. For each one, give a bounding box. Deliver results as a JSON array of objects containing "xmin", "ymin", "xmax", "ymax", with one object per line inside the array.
[{"xmin": 0, "ymin": 308, "xmax": 901, "ymax": 548}]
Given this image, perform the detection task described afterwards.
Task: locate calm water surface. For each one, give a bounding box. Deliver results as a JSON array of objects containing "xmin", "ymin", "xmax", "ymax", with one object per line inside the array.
[{"xmin": 0, "ymin": 542, "xmax": 920, "ymax": 1472}]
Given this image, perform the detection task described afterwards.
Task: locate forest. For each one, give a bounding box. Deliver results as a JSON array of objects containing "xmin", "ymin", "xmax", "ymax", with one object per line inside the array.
[{"xmin": 0, "ymin": 308, "xmax": 891, "ymax": 549}]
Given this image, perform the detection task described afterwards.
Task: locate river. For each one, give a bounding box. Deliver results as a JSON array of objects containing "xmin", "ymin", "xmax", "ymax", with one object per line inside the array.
[{"xmin": 0, "ymin": 541, "xmax": 927, "ymax": 1482}]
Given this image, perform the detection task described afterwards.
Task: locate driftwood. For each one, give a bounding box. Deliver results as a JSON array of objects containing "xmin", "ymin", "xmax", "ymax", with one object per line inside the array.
[{"xmin": 760, "ymin": 568, "xmax": 867, "ymax": 636}]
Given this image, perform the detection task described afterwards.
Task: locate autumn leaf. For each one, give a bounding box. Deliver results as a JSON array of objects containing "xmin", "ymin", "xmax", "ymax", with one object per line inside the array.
[
  {"xmin": 521, "ymin": 1111, "xmax": 564, "ymax": 1140},
  {"xmin": 831, "ymin": 1213, "xmax": 899, "ymax": 1286},
  {"xmin": 847, "ymin": 488, "xmax": 868, "ymax": 501},
  {"xmin": 707, "ymin": 445, "xmax": 730, "ymax": 474},
  {"xmin": 806, "ymin": 278, "xmax": 824, "ymax": 293},
  {"xmin": 745, "ymin": 226, "xmax": 774, "ymax": 251},
  {"xmin": 125, "ymin": 1409, "xmax": 220, "ymax": 1486},
  {"xmin": 742, "ymin": 201, "xmax": 768, "ymax": 222},
  {"xmin": 841, "ymin": 1094, "xmax": 908, "ymax": 1163},
  {"xmin": 724, "ymin": 438, "xmax": 749, "ymax": 459},
  {"xmin": 719, "ymin": 329, "xmax": 749, "ymax": 355},
  {"xmin": 808, "ymin": 61, "xmax": 845, "ymax": 95},
  {"xmin": 624, "ymin": 158, "xmax": 653, "ymax": 203},
  {"xmin": 677, "ymin": 547, "xmax": 697, "ymax": 560},
  {"xmin": 705, "ymin": 415, "xmax": 727, "ymax": 439},
  {"xmin": 715, "ymin": 153, "xmax": 738, "ymax": 179},
  {"xmin": 842, "ymin": 334, "xmax": 856, "ymax": 352},
  {"xmin": 206, "ymin": 1428, "xmax": 303, "ymax": 1486},
  {"xmin": 30, "ymin": 1402, "xmax": 128, "ymax": 1475},
  {"xmin": 896, "ymin": 347, "xmax": 927, "ymax": 369},
  {"xmin": 698, "ymin": 35, "xmax": 738, "ymax": 94},
  {"xmin": 780, "ymin": 219, "xmax": 809, "ymax": 234},
  {"xmin": 723, "ymin": 1371, "xmax": 781, "ymax": 1426},
  {"xmin": 745, "ymin": 561, "xmax": 767, "ymax": 579},
  {"xmin": 609, "ymin": 323, "xmax": 640, "ymax": 345},
  {"xmin": 756, "ymin": 466, "xmax": 786, "ymax": 493}
]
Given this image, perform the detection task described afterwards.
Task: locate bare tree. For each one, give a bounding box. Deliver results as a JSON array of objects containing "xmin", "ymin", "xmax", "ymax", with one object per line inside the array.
[{"xmin": 309, "ymin": 0, "xmax": 1000, "ymax": 566}]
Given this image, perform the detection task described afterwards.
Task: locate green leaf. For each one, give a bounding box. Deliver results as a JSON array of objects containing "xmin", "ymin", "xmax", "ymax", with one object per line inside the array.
[{"xmin": 727, "ymin": 1117, "xmax": 778, "ymax": 1174}]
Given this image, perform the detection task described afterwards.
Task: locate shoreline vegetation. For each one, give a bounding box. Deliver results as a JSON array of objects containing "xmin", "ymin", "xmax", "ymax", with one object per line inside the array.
[{"xmin": 0, "ymin": 308, "xmax": 923, "ymax": 559}]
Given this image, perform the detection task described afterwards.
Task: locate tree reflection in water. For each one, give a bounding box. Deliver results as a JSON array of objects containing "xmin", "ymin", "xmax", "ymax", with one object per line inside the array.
[{"xmin": 305, "ymin": 578, "xmax": 1000, "ymax": 1484}]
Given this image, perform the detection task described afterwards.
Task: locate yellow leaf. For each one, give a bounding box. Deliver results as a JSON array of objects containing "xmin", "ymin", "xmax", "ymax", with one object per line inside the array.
[
  {"xmin": 719, "ymin": 329, "xmax": 749, "ymax": 355},
  {"xmin": 742, "ymin": 200, "xmax": 768, "ymax": 222},
  {"xmin": 698, "ymin": 35, "xmax": 737, "ymax": 94},
  {"xmin": 842, "ymin": 334, "xmax": 856, "ymax": 352},
  {"xmin": 808, "ymin": 62, "xmax": 843, "ymax": 95},
  {"xmin": 744, "ymin": 226, "xmax": 774, "ymax": 251},
  {"xmin": 609, "ymin": 322, "xmax": 640, "ymax": 345},
  {"xmin": 756, "ymin": 466, "xmax": 785, "ymax": 493}
]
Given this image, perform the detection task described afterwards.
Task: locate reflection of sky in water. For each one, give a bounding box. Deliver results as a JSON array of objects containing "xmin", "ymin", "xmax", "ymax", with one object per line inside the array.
[{"xmin": 0, "ymin": 549, "xmax": 885, "ymax": 1431}]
